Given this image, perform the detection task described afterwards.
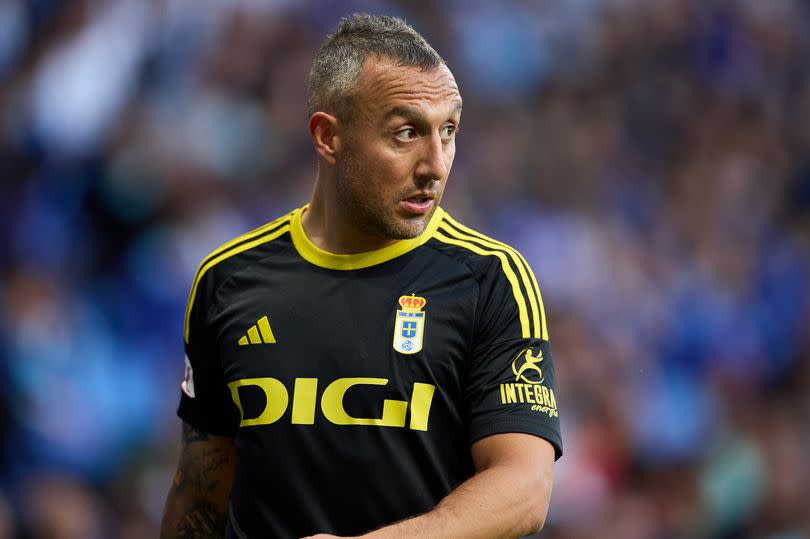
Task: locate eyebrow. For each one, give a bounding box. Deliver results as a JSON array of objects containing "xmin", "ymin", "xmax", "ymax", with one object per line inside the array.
[{"xmin": 384, "ymin": 101, "xmax": 463, "ymax": 122}]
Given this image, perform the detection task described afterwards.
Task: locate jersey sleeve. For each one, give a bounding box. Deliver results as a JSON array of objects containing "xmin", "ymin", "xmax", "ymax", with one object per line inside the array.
[
  {"xmin": 465, "ymin": 257, "xmax": 562, "ymax": 460},
  {"xmin": 176, "ymin": 270, "xmax": 239, "ymax": 437}
]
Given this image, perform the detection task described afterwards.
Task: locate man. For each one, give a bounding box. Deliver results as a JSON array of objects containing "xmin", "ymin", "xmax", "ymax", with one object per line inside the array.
[{"xmin": 161, "ymin": 14, "xmax": 562, "ymax": 539}]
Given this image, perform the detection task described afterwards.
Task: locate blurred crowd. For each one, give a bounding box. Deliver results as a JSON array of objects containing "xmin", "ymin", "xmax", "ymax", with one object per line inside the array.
[{"xmin": 1, "ymin": 0, "xmax": 809, "ymax": 538}]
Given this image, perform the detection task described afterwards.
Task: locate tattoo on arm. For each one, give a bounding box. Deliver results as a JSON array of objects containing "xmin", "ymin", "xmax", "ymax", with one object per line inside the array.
[
  {"xmin": 161, "ymin": 422, "xmax": 235, "ymax": 539},
  {"xmin": 176, "ymin": 502, "xmax": 227, "ymax": 539},
  {"xmin": 182, "ymin": 421, "xmax": 211, "ymax": 443}
]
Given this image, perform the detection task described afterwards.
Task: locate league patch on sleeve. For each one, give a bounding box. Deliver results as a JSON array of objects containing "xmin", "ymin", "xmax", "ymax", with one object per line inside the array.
[{"xmin": 181, "ymin": 354, "xmax": 196, "ymax": 398}]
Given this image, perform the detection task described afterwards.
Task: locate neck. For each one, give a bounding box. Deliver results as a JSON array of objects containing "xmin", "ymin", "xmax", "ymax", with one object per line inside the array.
[{"xmin": 302, "ymin": 176, "xmax": 399, "ymax": 255}]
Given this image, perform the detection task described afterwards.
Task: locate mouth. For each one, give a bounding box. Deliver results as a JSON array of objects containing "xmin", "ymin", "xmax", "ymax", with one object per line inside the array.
[{"xmin": 399, "ymin": 193, "xmax": 436, "ymax": 215}]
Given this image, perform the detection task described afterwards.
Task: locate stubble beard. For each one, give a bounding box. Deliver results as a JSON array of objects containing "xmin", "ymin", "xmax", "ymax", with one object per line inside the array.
[{"xmin": 336, "ymin": 149, "xmax": 434, "ymax": 241}]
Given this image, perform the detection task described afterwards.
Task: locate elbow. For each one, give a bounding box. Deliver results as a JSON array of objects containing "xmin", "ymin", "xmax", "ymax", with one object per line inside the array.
[
  {"xmin": 520, "ymin": 507, "xmax": 548, "ymax": 536},
  {"xmin": 519, "ymin": 475, "xmax": 552, "ymax": 536},
  {"xmin": 520, "ymin": 508, "xmax": 547, "ymax": 537}
]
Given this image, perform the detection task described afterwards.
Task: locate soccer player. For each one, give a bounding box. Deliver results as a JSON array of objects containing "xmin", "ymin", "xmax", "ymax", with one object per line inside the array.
[{"xmin": 161, "ymin": 14, "xmax": 562, "ymax": 539}]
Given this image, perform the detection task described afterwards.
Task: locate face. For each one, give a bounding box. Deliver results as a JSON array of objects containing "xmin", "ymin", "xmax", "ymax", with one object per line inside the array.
[{"xmin": 333, "ymin": 58, "xmax": 462, "ymax": 240}]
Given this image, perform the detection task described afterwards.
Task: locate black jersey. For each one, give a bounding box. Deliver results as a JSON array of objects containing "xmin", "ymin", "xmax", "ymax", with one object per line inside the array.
[{"xmin": 177, "ymin": 206, "xmax": 562, "ymax": 538}]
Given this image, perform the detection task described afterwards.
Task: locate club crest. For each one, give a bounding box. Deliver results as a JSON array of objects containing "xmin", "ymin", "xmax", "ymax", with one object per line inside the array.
[{"xmin": 393, "ymin": 294, "xmax": 427, "ymax": 354}]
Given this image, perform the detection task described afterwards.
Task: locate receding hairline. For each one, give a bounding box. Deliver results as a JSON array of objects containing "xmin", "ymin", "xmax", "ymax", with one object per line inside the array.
[
  {"xmin": 356, "ymin": 54, "xmax": 458, "ymax": 88},
  {"xmin": 306, "ymin": 14, "xmax": 448, "ymax": 120},
  {"xmin": 342, "ymin": 56, "xmax": 460, "ymax": 120}
]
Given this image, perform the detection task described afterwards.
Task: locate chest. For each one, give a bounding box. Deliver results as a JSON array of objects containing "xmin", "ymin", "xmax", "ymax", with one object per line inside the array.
[{"xmin": 210, "ymin": 258, "xmax": 476, "ymax": 428}]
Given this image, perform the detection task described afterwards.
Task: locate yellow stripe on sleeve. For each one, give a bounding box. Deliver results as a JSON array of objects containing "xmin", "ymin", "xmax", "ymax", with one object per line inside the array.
[
  {"xmin": 444, "ymin": 214, "xmax": 548, "ymax": 339},
  {"xmin": 184, "ymin": 222, "xmax": 291, "ymax": 343},
  {"xmin": 439, "ymin": 222, "xmax": 541, "ymax": 339},
  {"xmin": 433, "ymin": 230, "xmax": 531, "ymax": 339},
  {"xmin": 195, "ymin": 212, "xmax": 292, "ymax": 274}
]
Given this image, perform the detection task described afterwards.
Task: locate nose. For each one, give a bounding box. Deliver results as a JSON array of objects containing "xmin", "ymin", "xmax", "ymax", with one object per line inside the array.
[{"xmin": 414, "ymin": 132, "xmax": 449, "ymax": 184}]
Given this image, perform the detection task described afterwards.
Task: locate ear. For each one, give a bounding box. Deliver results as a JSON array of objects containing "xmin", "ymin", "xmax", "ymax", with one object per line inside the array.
[{"xmin": 309, "ymin": 112, "xmax": 341, "ymax": 165}]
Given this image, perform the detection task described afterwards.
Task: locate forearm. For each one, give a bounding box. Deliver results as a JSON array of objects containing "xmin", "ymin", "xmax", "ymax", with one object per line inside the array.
[
  {"xmin": 161, "ymin": 479, "xmax": 230, "ymax": 538},
  {"xmin": 363, "ymin": 462, "xmax": 552, "ymax": 539},
  {"xmin": 160, "ymin": 422, "xmax": 236, "ymax": 539}
]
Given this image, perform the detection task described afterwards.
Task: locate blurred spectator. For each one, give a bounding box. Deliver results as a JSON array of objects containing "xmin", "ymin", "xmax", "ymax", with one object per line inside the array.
[{"xmin": 19, "ymin": 473, "xmax": 104, "ymax": 539}]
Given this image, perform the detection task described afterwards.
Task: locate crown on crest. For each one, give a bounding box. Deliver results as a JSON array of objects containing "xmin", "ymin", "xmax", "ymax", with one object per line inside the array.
[{"xmin": 399, "ymin": 294, "xmax": 427, "ymax": 311}]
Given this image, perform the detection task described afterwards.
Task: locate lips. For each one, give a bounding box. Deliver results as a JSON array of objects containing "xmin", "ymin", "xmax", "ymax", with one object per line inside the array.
[{"xmin": 400, "ymin": 193, "xmax": 436, "ymax": 215}]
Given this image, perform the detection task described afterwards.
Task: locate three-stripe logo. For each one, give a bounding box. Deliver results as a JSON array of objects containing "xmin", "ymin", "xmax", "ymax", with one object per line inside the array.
[{"xmin": 238, "ymin": 315, "xmax": 277, "ymax": 345}]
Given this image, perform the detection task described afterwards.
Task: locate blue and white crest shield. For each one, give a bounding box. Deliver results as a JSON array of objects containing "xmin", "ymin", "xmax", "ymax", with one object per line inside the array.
[{"xmin": 393, "ymin": 295, "xmax": 427, "ymax": 354}]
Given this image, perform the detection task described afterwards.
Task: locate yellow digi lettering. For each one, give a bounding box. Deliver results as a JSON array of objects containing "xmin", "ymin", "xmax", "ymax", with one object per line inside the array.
[
  {"xmin": 227, "ymin": 376, "xmax": 437, "ymax": 430},
  {"xmin": 548, "ymin": 388, "xmax": 557, "ymax": 409},
  {"xmin": 291, "ymin": 378, "xmax": 318, "ymax": 424},
  {"xmin": 409, "ymin": 383, "xmax": 436, "ymax": 431},
  {"xmin": 228, "ymin": 377, "xmax": 288, "ymax": 426},
  {"xmin": 321, "ymin": 378, "xmax": 407, "ymax": 427},
  {"xmin": 516, "ymin": 384, "xmax": 525, "ymax": 403},
  {"xmin": 499, "ymin": 384, "xmax": 506, "ymax": 404}
]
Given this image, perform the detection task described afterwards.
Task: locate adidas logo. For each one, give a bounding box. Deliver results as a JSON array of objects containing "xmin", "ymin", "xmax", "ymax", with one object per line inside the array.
[{"xmin": 238, "ymin": 315, "xmax": 276, "ymax": 345}]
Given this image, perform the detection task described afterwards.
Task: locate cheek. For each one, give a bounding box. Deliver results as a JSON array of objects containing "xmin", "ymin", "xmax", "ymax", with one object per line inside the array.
[
  {"xmin": 345, "ymin": 139, "xmax": 423, "ymax": 194},
  {"xmin": 345, "ymin": 151, "xmax": 401, "ymax": 196},
  {"xmin": 368, "ymin": 150, "xmax": 418, "ymax": 184}
]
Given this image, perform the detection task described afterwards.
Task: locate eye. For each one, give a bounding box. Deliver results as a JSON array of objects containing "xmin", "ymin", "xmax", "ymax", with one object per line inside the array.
[
  {"xmin": 441, "ymin": 124, "xmax": 457, "ymax": 140},
  {"xmin": 394, "ymin": 127, "xmax": 417, "ymax": 142}
]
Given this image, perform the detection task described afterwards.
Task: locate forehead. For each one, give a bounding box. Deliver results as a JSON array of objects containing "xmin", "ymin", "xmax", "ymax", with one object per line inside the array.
[{"xmin": 352, "ymin": 58, "xmax": 461, "ymax": 121}]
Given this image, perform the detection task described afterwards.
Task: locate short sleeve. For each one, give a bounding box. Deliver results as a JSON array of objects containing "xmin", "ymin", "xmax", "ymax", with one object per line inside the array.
[
  {"xmin": 465, "ymin": 260, "xmax": 562, "ymax": 460},
  {"xmin": 176, "ymin": 271, "xmax": 239, "ymax": 437}
]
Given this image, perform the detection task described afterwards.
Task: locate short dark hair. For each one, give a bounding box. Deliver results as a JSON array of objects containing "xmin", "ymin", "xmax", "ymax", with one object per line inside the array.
[{"xmin": 307, "ymin": 14, "xmax": 445, "ymax": 120}]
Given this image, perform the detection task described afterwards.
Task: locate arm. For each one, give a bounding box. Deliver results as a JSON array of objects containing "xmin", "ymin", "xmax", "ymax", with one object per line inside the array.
[
  {"xmin": 305, "ymin": 432, "xmax": 555, "ymax": 539},
  {"xmin": 160, "ymin": 421, "xmax": 236, "ymax": 539}
]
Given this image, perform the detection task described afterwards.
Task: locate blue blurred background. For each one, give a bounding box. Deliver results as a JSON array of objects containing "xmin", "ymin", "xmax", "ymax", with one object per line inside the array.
[{"xmin": 1, "ymin": 1, "xmax": 809, "ymax": 538}]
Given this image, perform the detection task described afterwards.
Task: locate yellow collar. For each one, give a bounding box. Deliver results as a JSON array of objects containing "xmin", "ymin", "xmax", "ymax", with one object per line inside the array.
[{"xmin": 290, "ymin": 205, "xmax": 444, "ymax": 270}]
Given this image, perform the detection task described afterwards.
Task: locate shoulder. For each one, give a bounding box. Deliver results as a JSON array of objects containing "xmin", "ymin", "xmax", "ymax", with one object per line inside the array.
[
  {"xmin": 193, "ymin": 209, "xmax": 295, "ymax": 286},
  {"xmin": 427, "ymin": 209, "xmax": 548, "ymax": 340},
  {"xmin": 427, "ymin": 210, "xmax": 534, "ymax": 277},
  {"xmin": 183, "ymin": 208, "xmax": 296, "ymax": 342}
]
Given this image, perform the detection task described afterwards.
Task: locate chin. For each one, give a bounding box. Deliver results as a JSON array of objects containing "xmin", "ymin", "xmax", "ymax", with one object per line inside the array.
[
  {"xmin": 381, "ymin": 215, "xmax": 428, "ymax": 240},
  {"xmin": 353, "ymin": 202, "xmax": 434, "ymax": 242}
]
